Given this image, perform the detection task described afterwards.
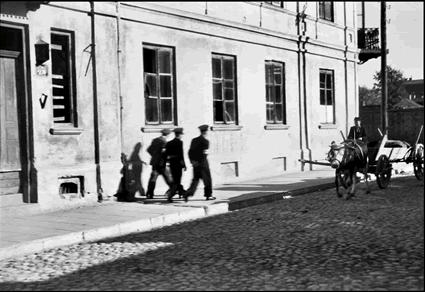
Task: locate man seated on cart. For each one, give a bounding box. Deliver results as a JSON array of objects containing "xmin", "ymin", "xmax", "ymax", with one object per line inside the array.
[
  {"xmin": 347, "ymin": 117, "xmax": 369, "ymax": 165},
  {"xmin": 348, "ymin": 117, "xmax": 367, "ymax": 142}
]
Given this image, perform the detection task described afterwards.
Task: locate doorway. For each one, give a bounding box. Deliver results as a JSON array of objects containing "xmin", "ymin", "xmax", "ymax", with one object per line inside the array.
[{"xmin": 0, "ymin": 22, "xmax": 32, "ymax": 203}]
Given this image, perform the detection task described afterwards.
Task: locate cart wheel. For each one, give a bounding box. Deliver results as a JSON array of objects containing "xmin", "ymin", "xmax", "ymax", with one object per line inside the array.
[
  {"xmin": 413, "ymin": 144, "xmax": 424, "ymax": 180},
  {"xmin": 376, "ymin": 154, "xmax": 392, "ymax": 189}
]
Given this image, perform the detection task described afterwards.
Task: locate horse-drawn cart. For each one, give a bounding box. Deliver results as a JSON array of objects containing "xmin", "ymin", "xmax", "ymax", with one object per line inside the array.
[
  {"xmin": 367, "ymin": 126, "xmax": 424, "ymax": 188},
  {"xmin": 299, "ymin": 125, "xmax": 424, "ymax": 197}
]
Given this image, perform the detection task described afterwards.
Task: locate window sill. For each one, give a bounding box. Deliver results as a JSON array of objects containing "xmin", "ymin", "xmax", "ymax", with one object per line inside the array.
[
  {"xmin": 318, "ymin": 123, "xmax": 337, "ymax": 130},
  {"xmin": 141, "ymin": 126, "xmax": 176, "ymax": 133},
  {"xmin": 264, "ymin": 124, "xmax": 290, "ymax": 130},
  {"xmin": 49, "ymin": 128, "xmax": 83, "ymax": 135},
  {"xmin": 210, "ymin": 125, "xmax": 243, "ymax": 131}
]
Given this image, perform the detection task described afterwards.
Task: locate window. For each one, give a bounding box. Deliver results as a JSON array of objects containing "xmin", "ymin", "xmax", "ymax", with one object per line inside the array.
[
  {"xmin": 318, "ymin": 1, "xmax": 334, "ymax": 22},
  {"xmin": 265, "ymin": 61, "xmax": 286, "ymax": 124},
  {"xmin": 212, "ymin": 54, "xmax": 237, "ymax": 124},
  {"xmin": 319, "ymin": 69, "xmax": 335, "ymax": 123},
  {"xmin": 143, "ymin": 44, "xmax": 175, "ymax": 124},
  {"xmin": 265, "ymin": 1, "xmax": 284, "ymax": 8},
  {"xmin": 51, "ymin": 29, "xmax": 76, "ymax": 125}
]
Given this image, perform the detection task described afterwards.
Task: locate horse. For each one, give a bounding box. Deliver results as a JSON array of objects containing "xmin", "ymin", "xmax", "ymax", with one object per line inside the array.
[{"xmin": 326, "ymin": 139, "xmax": 370, "ymax": 199}]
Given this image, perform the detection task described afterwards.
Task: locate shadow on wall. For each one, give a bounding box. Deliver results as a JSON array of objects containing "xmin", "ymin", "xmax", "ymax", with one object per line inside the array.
[{"xmin": 114, "ymin": 142, "xmax": 147, "ymax": 202}]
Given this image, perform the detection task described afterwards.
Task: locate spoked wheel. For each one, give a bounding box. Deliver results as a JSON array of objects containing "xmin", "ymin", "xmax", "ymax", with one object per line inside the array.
[
  {"xmin": 376, "ymin": 154, "xmax": 392, "ymax": 189},
  {"xmin": 336, "ymin": 169, "xmax": 353, "ymax": 199},
  {"xmin": 413, "ymin": 144, "xmax": 424, "ymax": 180}
]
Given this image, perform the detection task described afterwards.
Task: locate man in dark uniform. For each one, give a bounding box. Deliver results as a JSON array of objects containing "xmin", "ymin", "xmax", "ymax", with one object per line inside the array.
[
  {"xmin": 165, "ymin": 127, "xmax": 187, "ymax": 203},
  {"xmin": 184, "ymin": 124, "xmax": 216, "ymax": 202},
  {"xmin": 347, "ymin": 117, "xmax": 367, "ymax": 142},
  {"xmin": 146, "ymin": 128, "xmax": 175, "ymax": 199}
]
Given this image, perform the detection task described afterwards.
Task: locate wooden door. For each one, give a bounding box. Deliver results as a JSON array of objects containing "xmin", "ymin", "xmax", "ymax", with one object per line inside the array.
[{"xmin": 0, "ymin": 50, "xmax": 22, "ymax": 195}]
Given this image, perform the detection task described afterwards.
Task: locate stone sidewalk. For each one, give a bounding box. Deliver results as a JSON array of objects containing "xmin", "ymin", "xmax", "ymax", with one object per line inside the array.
[{"xmin": 0, "ymin": 169, "xmax": 353, "ymax": 260}]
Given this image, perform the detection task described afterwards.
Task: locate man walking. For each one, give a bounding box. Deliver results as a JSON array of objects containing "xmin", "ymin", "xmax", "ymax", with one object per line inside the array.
[
  {"xmin": 165, "ymin": 127, "xmax": 186, "ymax": 203},
  {"xmin": 184, "ymin": 124, "xmax": 216, "ymax": 202},
  {"xmin": 146, "ymin": 129, "xmax": 175, "ymax": 199}
]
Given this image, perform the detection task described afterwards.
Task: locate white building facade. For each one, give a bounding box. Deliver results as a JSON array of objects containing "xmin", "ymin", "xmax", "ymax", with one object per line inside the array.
[{"xmin": 0, "ymin": 1, "xmax": 359, "ymax": 211}]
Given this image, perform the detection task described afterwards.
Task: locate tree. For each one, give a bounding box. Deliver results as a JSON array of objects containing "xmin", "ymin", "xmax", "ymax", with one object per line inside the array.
[
  {"xmin": 359, "ymin": 85, "xmax": 380, "ymax": 106},
  {"xmin": 372, "ymin": 65, "xmax": 409, "ymax": 108}
]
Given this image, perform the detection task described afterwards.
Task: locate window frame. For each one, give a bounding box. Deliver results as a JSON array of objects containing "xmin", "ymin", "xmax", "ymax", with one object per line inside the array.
[
  {"xmin": 318, "ymin": 1, "xmax": 334, "ymax": 22},
  {"xmin": 319, "ymin": 68, "xmax": 335, "ymax": 124},
  {"xmin": 265, "ymin": 60, "xmax": 286, "ymax": 125},
  {"xmin": 264, "ymin": 1, "xmax": 285, "ymax": 9},
  {"xmin": 143, "ymin": 43, "xmax": 177, "ymax": 126},
  {"xmin": 211, "ymin": 53, "xmax": 238, "ymax": 125},
  {"xmin": 50, "ymin": 28, "xmax": 77, "ymax": 127}
]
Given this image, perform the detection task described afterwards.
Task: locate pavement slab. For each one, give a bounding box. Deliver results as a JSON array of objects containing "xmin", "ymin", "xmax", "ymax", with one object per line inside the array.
[
  {"xmin": 0, "ymin": 169, "xmax": 415, "ymax": 261},
  {"xmin": 0, "ymin": 175, "xmax": 422, "ymax": 290}
]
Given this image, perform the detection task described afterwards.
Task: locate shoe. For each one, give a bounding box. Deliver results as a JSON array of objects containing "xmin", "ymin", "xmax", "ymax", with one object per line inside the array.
[{"xmin": 206, "ymin": 196, "xmax": 216, "ymax": 201}]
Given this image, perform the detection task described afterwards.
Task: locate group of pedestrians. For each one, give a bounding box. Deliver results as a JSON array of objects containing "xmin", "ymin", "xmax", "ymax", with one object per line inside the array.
[{"xmin": 145, "ymin": 124, "xmax": 215, "ymax": 203}]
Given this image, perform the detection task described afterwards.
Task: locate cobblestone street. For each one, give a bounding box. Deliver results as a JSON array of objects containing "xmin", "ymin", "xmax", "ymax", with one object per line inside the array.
[{"xmin": 0, "ymin": 176, "xmax": 423, "ymax": 291}]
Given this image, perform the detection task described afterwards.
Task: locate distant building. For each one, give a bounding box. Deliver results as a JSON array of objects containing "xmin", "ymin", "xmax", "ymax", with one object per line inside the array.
[
  {"xmin": 392, "ymin": 98, "xmax": 423, "ymax": 110},
  {"xmin": 402, "ymin": 78, "xmax": 424, "ymax": 105},
  {"xmin": 1, "ymin": 1, "xmax": 360, "ymax": 210}
]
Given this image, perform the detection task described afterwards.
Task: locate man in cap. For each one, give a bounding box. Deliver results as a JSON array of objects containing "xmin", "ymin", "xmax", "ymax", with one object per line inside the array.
[
  {"xmin": 165, "ymin": 127, "xmax": 187, "ymax": 202},
  {"xmin": 146, "ymin": 128, "xmax": 175, "ymax": 199},
  {"xmin": 347, "ymin": 117, "xmax": 367, "ymax": 142},
  {"xmin": 184, "ymin": 124, "xmax": 216, "ymax": 201}
]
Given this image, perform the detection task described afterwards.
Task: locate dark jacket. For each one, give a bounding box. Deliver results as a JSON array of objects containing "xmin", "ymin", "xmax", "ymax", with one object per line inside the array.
[
  {"xmin": 188, "ymin": 135, "xmax": 209, "ymax": 164},
  {"xmin": 165, "ymin": 138, "xmax": 186, "ymax": 168},
  {"xmin": 147, "ymin": 136, "xmax": 167, "ymax": 169},
  {"xmin": 348, "ymin": 126, "xmax": 367, "ymax": 141}
]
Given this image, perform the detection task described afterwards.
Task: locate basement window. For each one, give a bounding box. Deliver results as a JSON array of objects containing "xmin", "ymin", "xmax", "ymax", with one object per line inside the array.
[
  {"xmin": 58, "ymin": 176, "xmax": 84, "ymax": 199},
  {"xmin": 60, "ymin": 182, "xmax": 78, "ymax": 194},
  {"xmin": 221, "ymin": 161, "xmax": 239, "ymax": 178}
]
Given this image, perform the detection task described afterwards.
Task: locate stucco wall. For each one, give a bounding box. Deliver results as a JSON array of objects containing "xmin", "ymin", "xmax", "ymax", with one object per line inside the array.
[
  {"xmin": 1, "ymin": 1, "xmax": 359, "ymax": 208},
  {"xmin": 26, "ymin": 3, "xmax": 101, "ymax": 208}
]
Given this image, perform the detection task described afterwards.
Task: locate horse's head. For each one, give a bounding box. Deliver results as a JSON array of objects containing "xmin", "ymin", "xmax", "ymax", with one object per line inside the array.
[
  {"xmin": 327, "ymin": 141, "xmax": 357, "ymax": 169},
  {"xmin": 327, "ymin": 141, "xmax": 344, "ymax": 169}
]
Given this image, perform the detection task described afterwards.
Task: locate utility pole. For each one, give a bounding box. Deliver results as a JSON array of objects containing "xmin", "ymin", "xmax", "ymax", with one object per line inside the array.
[{"xmin": 381, "ymin": 1, "xmax": 388, "ymax": 134}]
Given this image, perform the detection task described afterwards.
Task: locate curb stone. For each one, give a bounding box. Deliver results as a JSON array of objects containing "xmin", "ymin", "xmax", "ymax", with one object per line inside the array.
[
  {"xmin": 0, "ymin": 203, "xmax": 226, "ymax": 261},
  {"xmin": 0, "ymin": 175, "xmax": 414, "ymax": 261}
]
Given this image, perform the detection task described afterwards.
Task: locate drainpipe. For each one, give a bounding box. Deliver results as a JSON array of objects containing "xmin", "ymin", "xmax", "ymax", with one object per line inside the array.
[
  {"xmin": 354, "ymin": 3, "xmax": 359, "ymax": 117},
  {"xmin": 302, "ymin": 39, "xmax": 312, "ymax": 171},
  {"xmin": 296, "ymin": 2, "xmax": 304, "ymax": 171},
  {"xmin": 296, "ymin": 3, "xmax": 311, "ymax": 171},
  {"xmin": 90, "ymin": 1, "xmax": 103, "ymax": 201},
  {"xmin": 116, "ymin": 1, "xmax": 123, "ymax": 152},
  {"xmin": 344, "ymin": 2, "xmax": 349, "ymax": 135}
]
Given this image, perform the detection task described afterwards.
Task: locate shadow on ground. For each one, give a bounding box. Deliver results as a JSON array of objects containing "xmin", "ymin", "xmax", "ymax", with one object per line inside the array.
[{"xmin": 0, "ymin": 177, "xmax": 422, "ymax": 291}]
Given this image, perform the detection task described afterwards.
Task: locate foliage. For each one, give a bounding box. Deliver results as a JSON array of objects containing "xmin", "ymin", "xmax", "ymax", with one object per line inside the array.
[
  {"xmin": 359, "ymin": 86, "xmax": 380, "ymax": 106},
  {"xmin": 372, "ymin": 65, "xmax": 409, "ymax": 108}
]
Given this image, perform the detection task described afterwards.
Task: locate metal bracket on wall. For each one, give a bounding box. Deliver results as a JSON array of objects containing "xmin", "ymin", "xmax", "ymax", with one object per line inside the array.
[
  {"xmin": 39, "ymin": 93, "xmax": 47, "ymax": 109},
  {"xmin": 83, "ymin": 44, "xmax": 92, "ymax": 77}
]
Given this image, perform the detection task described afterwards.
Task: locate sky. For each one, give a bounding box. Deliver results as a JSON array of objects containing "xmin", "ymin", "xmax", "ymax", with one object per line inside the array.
[{"xmin": 357, "ymin": 2, "xmax": 424, "ymax": 88}]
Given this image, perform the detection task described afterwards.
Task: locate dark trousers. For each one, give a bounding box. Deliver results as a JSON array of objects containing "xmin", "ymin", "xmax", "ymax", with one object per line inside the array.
[
  {"xmin": 146, "ymin": 166, "xmax": 176, "ymax": 197},
  {"xmin": 168, "ymin": 162, "xmax": 185, "ymax": 198},
  {"xmin": 186, "ymin": 160, "xmax": 212, "ymax": 197}
]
